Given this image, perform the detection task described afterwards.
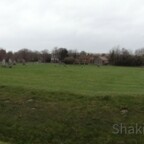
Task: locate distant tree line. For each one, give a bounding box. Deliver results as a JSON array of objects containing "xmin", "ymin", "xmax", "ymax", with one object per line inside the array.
[
  {"xmin": 109, "ymin": 47, "xmax": 144, "ymax": 66},
  {"xmin": 0, "ymin": 48, "xmax": 51, "ymax": 63},
  {"xmin": 1, "ymin": 46, "xmax": 144, "ymax": 66},
  {"xmin": 0, "ymin": 47, "xmax": 91, "ymax": 64},
  {"xmin": 0, "ymin": 47, "xmax": 99, "ymax": 65}
]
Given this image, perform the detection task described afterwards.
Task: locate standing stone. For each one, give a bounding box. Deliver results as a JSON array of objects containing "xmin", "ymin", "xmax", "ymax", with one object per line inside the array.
[
  {"xmin": 8, "ymin": 59, "xmax": 13, "ymax": 68},
  {"xmin": 13, "ymin": 60, "xmax": 16, "ymax": 65},
  {"xmin": 22, "ymin": 59, "xmax": 26, "ymax": 65},
  {"xmin": 2, "ymin": 59, "xmax": 6, "ymax": 67}
]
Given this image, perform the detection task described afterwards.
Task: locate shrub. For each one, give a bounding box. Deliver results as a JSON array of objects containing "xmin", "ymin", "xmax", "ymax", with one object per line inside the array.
[{"xmin": 63, "ymin": 57, "xmax": 75, "ymax": 64}]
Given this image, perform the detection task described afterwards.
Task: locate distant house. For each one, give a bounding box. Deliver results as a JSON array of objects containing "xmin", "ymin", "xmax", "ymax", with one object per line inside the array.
[
  {"xmin": 73, "ymin": 54, "xmax": 109, "ymax": 65},
  {"xmin": 94, "ymin": 56, "xmax": 109, "ymax": 65}
]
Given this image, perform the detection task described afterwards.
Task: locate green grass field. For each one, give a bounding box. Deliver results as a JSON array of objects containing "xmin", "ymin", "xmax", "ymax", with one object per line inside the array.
[
  {"xmin": 1, "ymin": 63, "xmax": 144, "ymax": 95},
  {"xmin": 0, "ymin": 64, "xmax": 144, "ymax": 144}
]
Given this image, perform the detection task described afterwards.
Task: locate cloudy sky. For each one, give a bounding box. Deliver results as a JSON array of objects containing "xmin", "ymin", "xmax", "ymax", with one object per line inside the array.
[{"xmin": 0, "ymin": 0, "xmax": 144, "ymax": 53}]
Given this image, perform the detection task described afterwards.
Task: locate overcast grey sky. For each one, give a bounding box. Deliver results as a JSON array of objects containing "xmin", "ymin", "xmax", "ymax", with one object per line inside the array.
[{"xmin": 0, "ymin": 0, "xmax": 144, "ymax": 53}]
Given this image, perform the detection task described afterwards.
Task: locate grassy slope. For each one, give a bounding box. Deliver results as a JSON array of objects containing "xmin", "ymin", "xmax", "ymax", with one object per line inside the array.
[{"xmin": 0, "ymin": 64, "xmax": 144, "ymax": 144}]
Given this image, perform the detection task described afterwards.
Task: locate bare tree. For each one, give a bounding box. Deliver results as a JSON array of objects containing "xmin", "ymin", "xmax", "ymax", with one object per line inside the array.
[{"xmin": 0, "ymin": 48, "xmax": 6, "ymax": 61}]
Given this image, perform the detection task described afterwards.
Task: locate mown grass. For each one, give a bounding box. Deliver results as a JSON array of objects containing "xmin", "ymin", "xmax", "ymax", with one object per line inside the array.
[
  {"xmin": 0, "ymin": 63, "xmax": 144, "ymax": 95},
  {"xmin": 0, "ymin": 64, "xmax": 144, "ymax": 144}
]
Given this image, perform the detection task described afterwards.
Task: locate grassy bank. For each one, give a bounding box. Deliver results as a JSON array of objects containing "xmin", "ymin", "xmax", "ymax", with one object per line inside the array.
[{"xmin": 0, "ymin": 64, "xmax": 144, "ymax": 143}]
